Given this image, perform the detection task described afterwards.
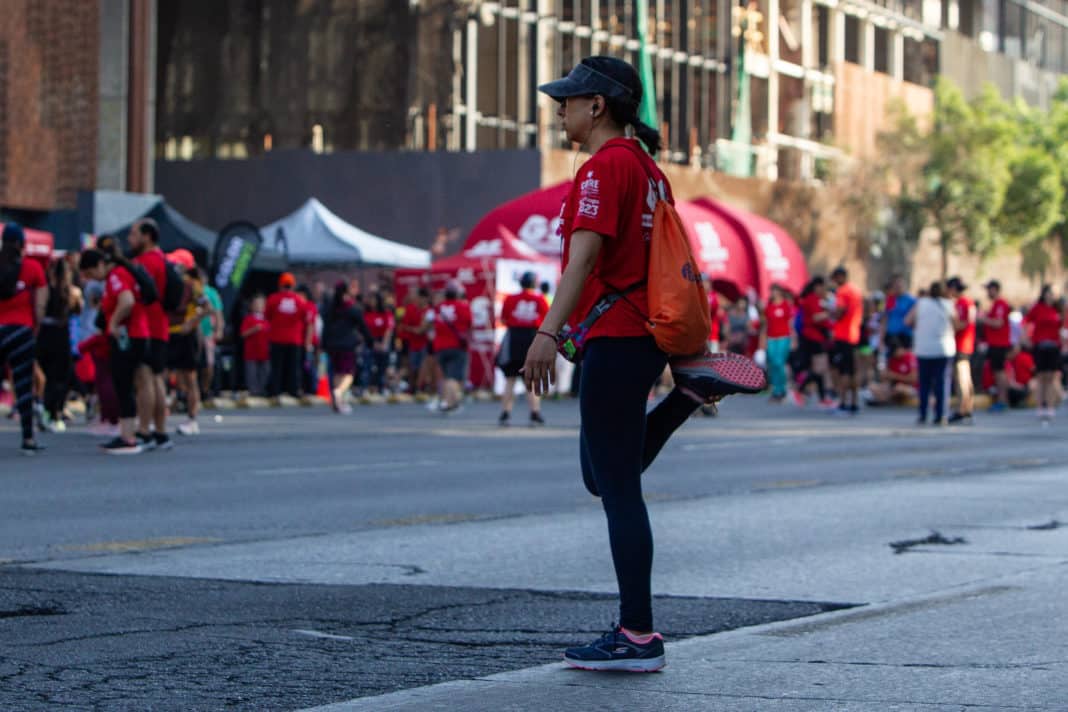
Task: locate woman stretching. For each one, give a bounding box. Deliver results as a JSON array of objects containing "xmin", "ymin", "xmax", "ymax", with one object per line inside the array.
[{"xmin": 524, "ymin": 56, "xmax": 758, "ymax": 672}]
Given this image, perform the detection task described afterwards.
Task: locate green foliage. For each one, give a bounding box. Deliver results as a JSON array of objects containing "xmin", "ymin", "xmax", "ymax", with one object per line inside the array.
[{"xmin": 870, "ymin": 78, "xmax": 1067, "ymax": 276}]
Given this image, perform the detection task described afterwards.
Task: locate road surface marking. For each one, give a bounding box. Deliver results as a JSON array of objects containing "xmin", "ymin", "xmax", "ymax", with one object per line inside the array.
[
  {"xmin": 254, "ymin": 460, "xmax": 439, "ymax": 476},
  {"xmin": 292, "ymin": 629, "xmax": 355, "ymax": 641}
]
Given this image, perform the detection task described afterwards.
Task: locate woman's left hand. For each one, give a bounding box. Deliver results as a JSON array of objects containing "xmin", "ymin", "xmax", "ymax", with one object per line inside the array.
[{"xmin": 522, "ymin": 333, "xmax": 558, "ymax": 396}]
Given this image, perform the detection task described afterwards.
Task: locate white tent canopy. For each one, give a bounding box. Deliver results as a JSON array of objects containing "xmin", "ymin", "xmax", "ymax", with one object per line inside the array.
[{"xmin": 260, "ymin": 198, "xmax": 430, "ymax": 268}]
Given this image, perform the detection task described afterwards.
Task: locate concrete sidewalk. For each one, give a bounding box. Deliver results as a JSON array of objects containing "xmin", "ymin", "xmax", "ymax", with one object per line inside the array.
[{"xmin": 308, "ymin": 563, "xmax": 1066, "ymax": 711}]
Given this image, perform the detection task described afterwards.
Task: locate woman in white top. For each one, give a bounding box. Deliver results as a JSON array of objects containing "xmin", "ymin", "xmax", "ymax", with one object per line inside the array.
[{"xmin": 905, "ymin": 281, "xmax": 961, "ymax": 425}]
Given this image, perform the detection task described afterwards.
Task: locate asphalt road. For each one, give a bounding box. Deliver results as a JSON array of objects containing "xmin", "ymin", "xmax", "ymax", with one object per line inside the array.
[
  {"xmin": 2, "ymin": 396, "xmax": 1067, "ymax": 710},
  {"xmin": 2, "ymin": 397, "xmax": 1064, "ymax": 564}
]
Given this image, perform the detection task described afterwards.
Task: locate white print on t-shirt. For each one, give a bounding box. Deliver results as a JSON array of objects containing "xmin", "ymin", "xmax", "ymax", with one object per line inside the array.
[
  {"xmin": 510, "ymin": 300, "xmax": 541, "ymax": 324},
  {"xmin": 580, "ymin": 171, "xmax": 600, "ymax": 197},
  {"xmin": 278, "ymin": 296, "xmax": 298, "ymax": 314},
  {"xmin": 437, "ymin": 304, "xmax": 457, "ymax": 323},
  {"xmin": 578, "ymin": 197, "xmax": 600, "ymax": 218}
]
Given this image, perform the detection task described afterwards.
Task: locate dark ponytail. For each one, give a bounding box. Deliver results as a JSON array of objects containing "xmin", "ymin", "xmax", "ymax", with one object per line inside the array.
[
  {"xmin": 581, "ymin": 56, "xmax": 662, "ymax": 157},
  {"xmin": 627, "ymin": 116, "xmax": 662, "ymax": 157}
]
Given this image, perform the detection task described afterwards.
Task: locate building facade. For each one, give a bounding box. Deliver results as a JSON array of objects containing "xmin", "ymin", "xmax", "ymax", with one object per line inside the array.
[{"xmin": 5, "ymin": 1, "xmax": 1068, "ymax": 234}]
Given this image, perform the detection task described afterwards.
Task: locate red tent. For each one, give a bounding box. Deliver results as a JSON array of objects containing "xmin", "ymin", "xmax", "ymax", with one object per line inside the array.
[
  {"xmin": 674, "ymin": 201, "xmax": 758, "ymax": 302},
  {"xmin": 463, "ymin": 182, "xmax": 570, "ymax": 257},
  {"xmin": 692, "ymin": 198, "xmax": 808, "ymax": 301}
]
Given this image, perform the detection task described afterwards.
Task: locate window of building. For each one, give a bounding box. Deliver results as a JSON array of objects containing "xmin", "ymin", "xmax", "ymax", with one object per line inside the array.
[
  {"xmin": 1003, "ymin": 0, "xmax": 1024, "ymax": 58},
  {"xmin": 874, "ymin": 26, "xmax": 890, "ymax": 73},
  {"xmin": 844, "ymin": 14, "xmax": 861, "ymax": 64},
  {"xmin": 903, "ymin": 36, "xmax": 939, "ymax": 85}
]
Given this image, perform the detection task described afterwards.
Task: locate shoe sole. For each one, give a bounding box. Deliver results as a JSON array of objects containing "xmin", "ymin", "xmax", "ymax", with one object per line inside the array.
[
  {"xmin": 673, "ymin": 353, "xmax": 767, "ymax": 396},
  {"xmin": 563, "ymin": 655, "xmax": 666, "ymax": 673},
  {"xmin": 103, "ymin": 448, "xmax": 143, "ymax": 455},
  {"xmin": 155, "ymin": 442, "xmax": 174, "ymax": 451}
]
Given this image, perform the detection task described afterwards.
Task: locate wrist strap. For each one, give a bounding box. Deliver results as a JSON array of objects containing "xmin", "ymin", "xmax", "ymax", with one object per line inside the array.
[{"xmin": 536, "ymin": 330, "xmax": 558, "ymax": 343}]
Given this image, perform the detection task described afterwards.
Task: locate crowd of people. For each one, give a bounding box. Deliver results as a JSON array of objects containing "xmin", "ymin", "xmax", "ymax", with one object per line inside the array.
[
  {"xmin": 5, "ymin": 210, "xmax": 1066, "ymax": 457},
  {"xmin": 712, "ymin": 268, "xmax": 1068, "ymax": 425},
  {"xmin": 0, "ymin": 219, "xmax": 504, "ymax": 455}
]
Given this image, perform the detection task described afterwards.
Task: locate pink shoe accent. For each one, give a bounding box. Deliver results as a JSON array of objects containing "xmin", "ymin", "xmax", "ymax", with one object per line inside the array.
[{"xmin": 620, "ymin": 628, "xmax": 663, "ymax": 645}]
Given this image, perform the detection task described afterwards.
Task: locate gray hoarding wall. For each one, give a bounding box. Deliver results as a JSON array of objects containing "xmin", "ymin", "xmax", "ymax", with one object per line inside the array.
[{"xmin": 154, "ymin": 150, "xmax": 541, "ymax": 249}]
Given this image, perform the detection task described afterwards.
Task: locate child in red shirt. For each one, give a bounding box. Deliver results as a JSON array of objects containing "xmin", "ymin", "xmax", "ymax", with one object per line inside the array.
[{"xmin": 240, "ymin": 294, "xmax": 270, "ymax": 396}]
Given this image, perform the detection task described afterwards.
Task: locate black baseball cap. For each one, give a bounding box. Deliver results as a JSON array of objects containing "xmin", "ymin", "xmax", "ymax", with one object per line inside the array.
[
  {"xmin": 538, "ymin": 59, "xmax": 636, "ymax": 102},
  {"xmin": 946, "ymin": 276, "xmax": 967, "ymax": 291},
  {"xmin": 1, "ymin": 223, "xmax": 25, "ymax": 246},
  {"xmin": 984, "ymin": 279, "xmax": 1001, "ymax": 290}
]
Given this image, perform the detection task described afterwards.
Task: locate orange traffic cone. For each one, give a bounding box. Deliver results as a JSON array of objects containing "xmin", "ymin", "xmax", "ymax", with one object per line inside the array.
[{"xmin": 316, "ymin": 375, "xmax": 331, "ymax": 399}]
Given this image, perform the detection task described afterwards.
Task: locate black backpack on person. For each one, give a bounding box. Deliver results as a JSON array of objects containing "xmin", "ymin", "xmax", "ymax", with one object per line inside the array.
[
  {"xmin": 126, "ymin": 261, "xmax": 160, "ymax": 305},
  {"xmin": 161, "ymin": 260, "xmax": 184, "ymax": 313},
  {"xmin": 0, "ymin": 253, "xmax": 21, "ymax": 300}
]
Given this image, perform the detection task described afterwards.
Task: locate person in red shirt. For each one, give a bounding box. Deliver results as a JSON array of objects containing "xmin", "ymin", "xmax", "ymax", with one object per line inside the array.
[
  {"xmin": 980, "ymin": 280, "xmax": 1013, "ymax": 411},
  {"xmin": 79, "ymin": 246, "xmax": 150, "ymax": 454},
  {"xmin": 525, "ymin": 56, "xmax": 758, "ymax": 671},
  {"xmin": 830, "ymin": 266, "xmax": 863, "ymax": 413},
  {"xmin": 364, "ymin": 292, "xmax": 396, "ymax": 395},
  {"xmin": 265, "ymin": 273, "xmax": 308, "ymax": 400},
  {"xmin": 296, "ymin": 285, "xmax": 320, "ymax": 398},
  {"xmin": 761, "ymin": 284, "xmax": 795, "ymax": 402},
  {"xmin": 1022, "ymin": 284, "xmax": 1063, "ymax": 420},
  {"xmin": 1007, "ymin": 345, "xmax": 1036, "ymax": 407},
  {"xmin": 705, "ymin": 279, "xmax": 724, "ymax": 353},
  {"xmin": 0, "ymin": 224, "xmax": 47, "ymax": 454},
  {"xmin": 240, "ymin": 294, "xmax": 270, "ymax": 397},
  {"xmin": 128, "ymin": 219, "xmax": 172, "ymax": 450},
  {"xmin": 794, "ymin": 276, "xmax": 832, "ymax": 407},
  {"xmin": 945, "ymin": 277, "xmax": 976, "ymax": 424},
  {"xmin": 397, "ymin": 289, "xmax": 432, "ymax": 394},
  {"xmin": 496, "ymin": 271, "xmax": 551, "ymax": 425},
  {"xmin": 431, "ymin": 281, "xmax": 472, "ymax": 412},
  {"xmin": 866, "ymin": 344, "xmax": 918, "ymax": 405}
]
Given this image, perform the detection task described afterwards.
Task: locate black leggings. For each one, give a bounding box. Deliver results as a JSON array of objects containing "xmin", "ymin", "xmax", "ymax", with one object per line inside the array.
[
  {"xmin": 110, "ymin": 337, "xmax": 144, "ymax": 420},
  {"xmin": 579, "ymin": 337, "xmax": 698, "ymax": 632},
  {"xmin": 269, "ymin": 343, "xmax": 302, "ymax": 397},
  {"xmin": 1, "ymin": 325, "xmax": 36, "ymax": 442},
  {"xmin": 37, "ymin": 324, "xmax": 71, "ymax": 420}
]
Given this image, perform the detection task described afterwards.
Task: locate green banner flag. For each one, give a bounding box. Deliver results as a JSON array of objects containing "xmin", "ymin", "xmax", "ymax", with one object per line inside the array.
[
  {"xmin": 635, "ymin": 0, "xmax": 658, "ymax": 132},
  {"xmin": 723, "ymin": 17, "xmax": 753, "ymax": 177}
]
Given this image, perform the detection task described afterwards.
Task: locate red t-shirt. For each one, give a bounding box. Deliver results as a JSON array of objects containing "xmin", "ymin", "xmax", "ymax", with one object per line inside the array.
[
  {"xmin": 799, "ymin": 293, "xmax": 827, "ymax": 343},
  {"xmin": 265, "ymin": 290, "xmax": 308, "ymax": 346},
  {"xmin": 559, "ymin": 138, "xmax": 670, "ymax": 340},
  {"xmin": 432, "ymin": 299, "xmax": 472, "ymax": 352},
  {"xmin": 0, "ymin": 258, "xmax": 45, "ymax": 327},
  {"xmin": 832, "ymin": 283, "xmax": 863, "ymax": 344},
  {"xmin": 134, "ymin": 248, "xmax": 169, "ymax": 342},
  {"xmin": 103, "ymin": 265, "xmax": 150, "ymax": 339},
  {"xmin": 502, "ymin": 290, "xmax": 550, "ymax": 329},
  {"xmin": 399, "ymin": 305, "xmax": 429, "ymax": 352},
  {"xmin": 1024, "ymin": 302, "xmax": 1062, "ymax": 344},
  {"xmin": 1012, "ymin": 350, "xmax": 1035, "ymax": 385},
  {"xmin": 985, "ymin": 298, "xmax": 1012, "ymax": 347},
  {"xmin": 887, "ymin": 351, "xmax": 918, "ymax": 380},
  {"xmin": 954, "ymin": 296, "xmax": 976, "ymax": 355},
  {"xmin": 708, "ymin": 292, "xmax": 722, "ymax": 342},
  {"xmin": 240, "ymin": 313, "xmax": 270, "ymax": 362},
  {"xmin": 764, "ymin": 300, "xmax": 794, "ymax": 339},
  {"xmin": 365, "ymin": 310, "xmax": 395, "ymax": 340}
]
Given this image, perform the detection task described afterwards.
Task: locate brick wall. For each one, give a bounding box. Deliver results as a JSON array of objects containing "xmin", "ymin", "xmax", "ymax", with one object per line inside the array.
[{"xmin": 0, "ymin": 0, "xmax": 99, "ymax": 211}]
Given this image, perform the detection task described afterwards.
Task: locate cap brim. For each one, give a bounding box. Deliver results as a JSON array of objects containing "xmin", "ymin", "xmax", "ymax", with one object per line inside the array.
[{"xmin": 537, "ymin": 77, "xmax": 591, "ymax": 101}]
